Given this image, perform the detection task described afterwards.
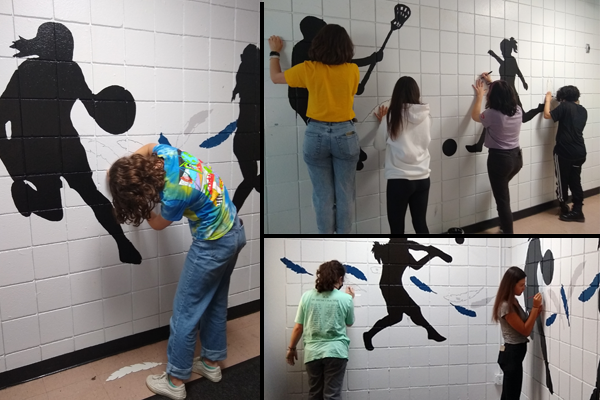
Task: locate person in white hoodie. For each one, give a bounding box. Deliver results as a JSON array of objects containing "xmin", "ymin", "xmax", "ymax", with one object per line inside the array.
[{"xmin": 373, "ymin": 76, "xmax": 431, "ymax": 234}]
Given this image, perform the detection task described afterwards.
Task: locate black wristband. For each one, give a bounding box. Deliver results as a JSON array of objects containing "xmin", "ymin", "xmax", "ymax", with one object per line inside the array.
[{"xmin": 270, "ymin": 51, "xmax": 280, "ymax": 57}]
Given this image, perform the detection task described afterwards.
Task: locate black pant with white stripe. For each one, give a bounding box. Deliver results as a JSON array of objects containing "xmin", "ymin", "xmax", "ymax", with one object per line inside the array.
[{"xmin": 554, "ymin": 153, "xmax": 586, "ymax": 212}]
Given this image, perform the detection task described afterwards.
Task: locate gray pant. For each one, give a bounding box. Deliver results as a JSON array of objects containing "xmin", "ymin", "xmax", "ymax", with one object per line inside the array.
[{"xmin": 305, "ymin": 357, "xmax": 347, "ymax": 400}]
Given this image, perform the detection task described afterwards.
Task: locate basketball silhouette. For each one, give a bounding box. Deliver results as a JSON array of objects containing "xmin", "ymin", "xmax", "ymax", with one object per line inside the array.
[{"xmin": 94, "ymin": 85, "xmax": 136, "ymax": 134}]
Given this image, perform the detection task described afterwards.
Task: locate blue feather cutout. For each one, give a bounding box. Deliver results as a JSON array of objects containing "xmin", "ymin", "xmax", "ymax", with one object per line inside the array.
[
  {"xmin": 343, "ymin": 264, "xmax": 367, "ymax": 281},
  {"xmin": 410, "ymin": 276, "xmax": 437, "ymax": 294},
  {"xmin": 578, "ymin": 273, "xmax": 600, "ymax": 302},
  {"xmin": 281, "ymin": 257, "xmax": 313, "ymax": 276},
  {"xmin": 158, "ymin": 132, "xmax": 171, "ymax": 145},
  {"xmin": 560, "ymin": 284, "xmax": 570, "ymax": 326},
  {"xmin": 200, "ymin": 120, "xmax": 237, "ymax": 148},
  {"xmin": 450, "ymin": 303, "xmax": 477, "ymax": 318},
  {"xmin": 545, "ymin": 313, "xmax": 557, "ymax": 326}
]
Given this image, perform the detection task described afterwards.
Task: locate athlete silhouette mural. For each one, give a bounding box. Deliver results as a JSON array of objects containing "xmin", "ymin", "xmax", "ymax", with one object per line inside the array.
[
  {"xmin": 591, "ymin": 261, "xmax": 600, "ymax": 400},
  {"xmin": 289, "ymin": 5, "xmax": 411, "ymax": 170},
  {"xmin": 231, "ymin": 44, "xmax": 260, "ymax": 211},
  {"xmin": 466, "ymin": 37, "xmax": 546, "ymax": 153},
  {"xmin": 524, "ymin": 238, "xmax": 554, "ymax": 394},
  {"xmin": 0, "ymin": 22, "xmax": 141, "ymax": 264},
  {"xmin": 363, "ymin": 238, "xmax": 452, "ymax": 350}
]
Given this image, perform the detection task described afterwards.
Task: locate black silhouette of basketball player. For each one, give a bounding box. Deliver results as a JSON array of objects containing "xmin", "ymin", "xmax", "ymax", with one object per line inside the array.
[
  {"xmin": 289, "ymin": 16, "xmax": 384, "ymax": 170},
  {"xmin": 0, "ymin": 22, "xmax": 141, "ymax": 264},
  {"xmin": 231, "ymin": 44, "xmax": 260, "ymax": 212},
  {"xmin": 467, "ymin": 38, "xmax": 545, "ymax": 153},
  {"xmin": 524, "ymin": 238, "xmax": 554, "ymax": 394},
  {"xmin": 363, "ymin": 238, "xmax": 452, "ymax": 350}
]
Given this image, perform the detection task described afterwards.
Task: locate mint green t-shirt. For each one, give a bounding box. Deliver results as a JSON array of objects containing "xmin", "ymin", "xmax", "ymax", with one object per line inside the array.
[{"xmin": 295, "ymin": 289, "xmax": 355, "ymax": 364}]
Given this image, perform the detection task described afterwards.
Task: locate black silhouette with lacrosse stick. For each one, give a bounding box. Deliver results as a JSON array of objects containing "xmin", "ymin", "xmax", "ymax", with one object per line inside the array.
[{"xmin": 288, "ymin": 4, "xmax": 411, "ymax": 170}]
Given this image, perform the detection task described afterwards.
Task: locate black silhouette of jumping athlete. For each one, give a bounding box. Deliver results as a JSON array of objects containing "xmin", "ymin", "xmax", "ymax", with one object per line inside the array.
[
  {"xmin": 524, "ymin": 238, "xmax": 554, "ymax": 394},
  {"xmin": 0, "ymin": 22, "xmax": 141, "ymax": 264},
  {"xmin": 363, "ymin": 238, "xmax": 452, "ymax": 350},
  {"xmin": 467, "ymin": 37, "xmax": 545, "ymax": 153},
  {"xmin": 231, "ymin": 44, "xmax": 260, "ymax": 212}
]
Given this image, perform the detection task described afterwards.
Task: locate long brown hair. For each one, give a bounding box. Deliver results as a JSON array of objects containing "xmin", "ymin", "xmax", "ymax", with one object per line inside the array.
[
  {"xmin": 108, "ymin": 154, "xmax": 165, "ymax": 226},
  {"xmin": 315, "ymin": 260, "xmax": 346, "ymax": 293},
  {"xmin": 486, "ymin": 80, "xmax": 519, "ymax": 117},
  {"xmin": 308, "ymin": 24, "xmax": 354, "ymax": 65},
  {"xmin": 387, "ymin": 76, "xmax": 421, "ymax": 140},
  {"xmin": 492, "ymin": 266, "xmax": 527, "ymax": 322}
]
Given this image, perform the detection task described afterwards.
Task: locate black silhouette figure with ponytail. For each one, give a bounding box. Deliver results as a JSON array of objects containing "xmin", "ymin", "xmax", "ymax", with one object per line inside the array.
[
  {"xmin": 0, "ymin": 22, "xmax": 141, "ymax": 264},
  {"xmin": 467, "ymin": 37, "xmax": 545, "ymax": 153},
  {"xmin": 231, "ymin": 44, "xmax": 260, "ymax": 212}
]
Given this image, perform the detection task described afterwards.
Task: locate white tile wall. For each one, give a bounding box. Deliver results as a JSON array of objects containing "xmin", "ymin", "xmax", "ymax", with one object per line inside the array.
[
  {"xmin": 265, "ymin": 0, "xmax": 600, "ymax": 233},
  {"xmin": 39, "ymin": 308, "xmax": 74, "ymax": 344},
  {"xmin": 267, "ymin": 237, "xmax": 600, "ymax": 400}
]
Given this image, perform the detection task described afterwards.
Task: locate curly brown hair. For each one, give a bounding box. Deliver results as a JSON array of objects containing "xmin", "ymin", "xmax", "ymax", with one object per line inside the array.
[
  {"xmin": 108, "ymin": 154, "xmax": 165, "ymax": 226},
  {"xmin": 308, "ymin": 24, "xmax": 354, "ymax": 65},
  {"xmin": 315, "ymin": 260, "xmax": 346, "ymax": 292}
]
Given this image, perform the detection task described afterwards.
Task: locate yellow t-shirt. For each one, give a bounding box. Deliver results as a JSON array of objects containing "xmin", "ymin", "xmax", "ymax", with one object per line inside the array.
[{"xmin": 284, "ymin": 61, "xmax": 359, "ymax": 122}]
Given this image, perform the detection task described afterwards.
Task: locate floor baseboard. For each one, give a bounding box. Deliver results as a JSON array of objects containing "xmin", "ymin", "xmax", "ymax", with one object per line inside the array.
[
  {"xmin": 0, "ymin": 299, "xmax": 260, "ymax": 390},
  {"xmin": 461, "ymin": 187, "xmax": 600, "ymax": 234}
]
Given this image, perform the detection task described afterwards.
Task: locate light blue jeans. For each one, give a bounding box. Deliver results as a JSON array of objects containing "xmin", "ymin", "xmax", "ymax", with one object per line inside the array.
[
  {"xmin": 166, "ymin": 216, "xmax": 246, "ymax": 380},
  {"xmin": 303, "ymin": 120, "xmax": 359, "ymax": 234}
]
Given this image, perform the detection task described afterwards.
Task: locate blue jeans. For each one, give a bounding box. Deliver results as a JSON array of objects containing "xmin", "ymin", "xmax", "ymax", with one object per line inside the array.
[
  {"xmin": 166, "ymin": 216, "xmax": 246, "ymax": 380},
  {"xmin": 303, "ymin": 120, "xmax": 359, "ymax": 234}
]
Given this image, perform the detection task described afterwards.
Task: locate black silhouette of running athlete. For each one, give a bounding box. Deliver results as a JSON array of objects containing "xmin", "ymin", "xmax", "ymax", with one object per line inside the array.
[
  {"xmin": 231, "ymin": 44, "xmax": 260, "ymax": 212},
  {"xmin": 0, "ymin": 22, "xmax": 141, "ymax": 264},
  {"xmin": 363, "ymin": 238, "xmax": 452, "ymax": 350}
]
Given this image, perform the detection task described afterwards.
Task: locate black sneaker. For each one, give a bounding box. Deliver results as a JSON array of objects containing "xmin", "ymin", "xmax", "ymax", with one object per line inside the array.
[
  {"xmin": 559, "ymin": 210, "xmax": 585, "ymax": 222},
  {"xmin": 559, "ymin": 202, "xmax": 570, "ymax": 215}
]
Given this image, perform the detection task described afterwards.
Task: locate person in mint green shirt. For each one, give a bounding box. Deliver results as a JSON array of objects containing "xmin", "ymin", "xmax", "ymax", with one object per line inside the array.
[{"xmin": 286, "ymin": 260, "xmax": 355, "ymax": 400}]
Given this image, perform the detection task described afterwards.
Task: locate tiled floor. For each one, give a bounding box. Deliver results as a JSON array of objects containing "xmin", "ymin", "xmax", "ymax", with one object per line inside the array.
[
  {"xmin": 0, "ymin": 312, "xmax": 260, "ymax": 400},
  {"xmin": 479, "ymin": 194, "xmax": 600, "ymax": 234}
]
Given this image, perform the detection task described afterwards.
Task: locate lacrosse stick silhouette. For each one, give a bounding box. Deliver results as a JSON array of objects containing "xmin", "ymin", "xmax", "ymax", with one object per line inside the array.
[{"xmin": 357, "ymin": 4, "xmax": 411, "ymax": 95}]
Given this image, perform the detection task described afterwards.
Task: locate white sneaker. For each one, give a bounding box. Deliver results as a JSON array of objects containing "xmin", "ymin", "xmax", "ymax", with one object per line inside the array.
[
  {"xmin": 145, "ymin": 372, "xmax": 186, "ymax": 400},
  {"xmin": 192, "ymin": 357, "xmax": 222, "ymax": 382}
]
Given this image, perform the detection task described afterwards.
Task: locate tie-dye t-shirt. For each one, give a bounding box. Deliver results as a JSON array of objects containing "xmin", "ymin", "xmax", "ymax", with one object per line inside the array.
[{"xmin": 153, "ymin": 144, "xmax": 236, "ymax": 240}]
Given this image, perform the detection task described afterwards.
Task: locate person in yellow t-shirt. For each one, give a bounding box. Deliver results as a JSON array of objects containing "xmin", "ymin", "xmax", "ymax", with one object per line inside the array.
[{"xmin": 269, "ymin": 25, "xmax": 360, "ymax": 234}]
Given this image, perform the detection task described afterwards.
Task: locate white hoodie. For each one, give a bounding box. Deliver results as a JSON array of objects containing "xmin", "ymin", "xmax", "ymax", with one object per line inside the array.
[{"xmin": 373, "ymin": 103, "xmax": 431, "ymax": 180}]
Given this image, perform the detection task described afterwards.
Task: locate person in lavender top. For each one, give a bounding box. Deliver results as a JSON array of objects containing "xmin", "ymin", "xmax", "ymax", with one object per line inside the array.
[{"xmin": 471, "ymin": 72, "xmax": 523, "ymax": 234}]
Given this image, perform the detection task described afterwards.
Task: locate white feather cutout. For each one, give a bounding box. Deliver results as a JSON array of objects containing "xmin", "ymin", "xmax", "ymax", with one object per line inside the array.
[{"xmin": 106, "ymin": 362, "xmax": 163, "ymax": 381}]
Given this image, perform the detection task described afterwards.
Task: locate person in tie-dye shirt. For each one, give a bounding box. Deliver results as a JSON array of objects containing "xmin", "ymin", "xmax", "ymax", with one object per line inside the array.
[{"xmin": 108, "ymin": 143, "xmax": 246, "ymax": 400}]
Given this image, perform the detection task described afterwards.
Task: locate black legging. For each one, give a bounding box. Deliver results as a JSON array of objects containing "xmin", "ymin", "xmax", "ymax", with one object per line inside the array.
[
  {"xmin": 386, "ymin": 178, "xmax": 430, "ymax": 234},
  {"xmin": 487, "ymin": 148, "xmax": 523, "ymax": 233},
  {"xmin": 498, "ymin": 342, "xmax": 527, "ymax": 400}
]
